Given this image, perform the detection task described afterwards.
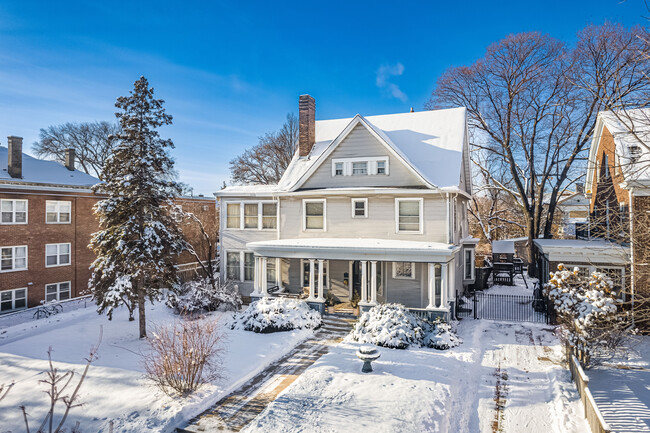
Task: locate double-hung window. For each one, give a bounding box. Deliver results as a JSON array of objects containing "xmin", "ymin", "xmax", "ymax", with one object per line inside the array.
[
  {"xmin": 334, "ymin": 162, "xmax": 344, "ymax": 176},
  {"xmin": 244, "ymin": 253, "xmax": 255, "ymax": 281},
  {"xmin": 464, "ymin": 249, "xmax": 475, "ymax": 280},
  {"xmin": 392, "ymin": 262, "xmax": 415, "ymax": 279},
  {"xmin": 376, "ymin": 160, "xmax": 386, "ymax": 175},
  {"xmin": 0, "ymin": 288, "xmax": 27, "ymax": 312},
  {"xmin": 45, "ymin": 282, "xmax": 71, "ymax": 302},
  {"xmin": 1, "ymin": 200, "xmax": 27, "ymax": 224},
  {"xmin": 396, "ymin": 198, "xmax": 423, "ymax": 233},
  {"xmin": 352, "ymin": 198, "xmax": 368, "ymax": 218},
  {"xmin": 1, "ymin": 246, "xmax": 27, "ymax": 272},
  {"xmin": 226, "ymin": 202, "xmax": 277, "ymax": 230},
  {"xmin": 46, "ymin": 201, "xmax": 71, "ymax": 224},
  {"xmin": 262, "ymin": 203, "xmax": 277, "ymax": 229},
  {"xmin": 303, "ymin": 199, "xmax": 326, "ymax": 231},
  {"xmin": 226, "ymin": 203, "xmax": 241, "ymax": 229},
  {"xmin": 46, "ymin": 243, "xmax": 71, "ymax": 267},
  {"xmin": 226, "ymin": 252, "xmax": 241, "ymax": 280},
  {"xmin": 244, "ymin": 204, "xmax": 258, "ymax": 228},
  {"xmin": 352, "ymin": 162, "xmax": 368, "ymax": 175}
]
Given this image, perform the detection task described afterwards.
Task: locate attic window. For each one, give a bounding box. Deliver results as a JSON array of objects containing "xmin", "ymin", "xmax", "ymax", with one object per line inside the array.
[
  {"xmin": 334, "ymin": 162, "xmax": 344, "ymax": 176},
  {"xmin": 331, "ymin": 157, "xmax": 389, "ymax": 177},
  {"xmin": 352, "ymin": 162, "xmax": 368, "ymax": 175}
]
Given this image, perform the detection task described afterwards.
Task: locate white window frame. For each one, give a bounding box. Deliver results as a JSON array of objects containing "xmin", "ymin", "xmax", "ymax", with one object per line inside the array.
[
  {"xmin": 395, "ymin": 198, "xmax": 424, "ymax": 234},
  {"xmin": 45, "ymin": 243, "xmax": 71, "ymax": 268},
  {"xmin": 376, "ymin": 160, "xmax": 387, "ymax": 175},
  {"xmin": 566, "ymin": 264, "xmax": 625, "ymax": 291},
  {"xmin": 464, "ymin": 248, "xmax": 475, "ymax": 280},
  {"xmin": 223, "ymin": 201, "xmax": 278, "ymax": 231},
  {"xmin": 0, "ymin": 287, "xmax": 28, "ymax": 312},
  {"xmin": 334, "ymin": 162, "xmax": 344, "ymax": 176},
  {"xmin": 300, "ymin": 259, "xmax": 330, "ymax": 289},
  {"xmin": 0, "ymin": 245, "xmax": 28, "ymax": 273},
  {"xmin": 45, "ymin": 281, "xmax": 71, "ymax": 302},
  {"xmin": 0, "ymin": 199, "xmax": 28, "ymax": 225},
  {"xmin": 303, "ymin": 199, "xmax": 326, "ymax": 231},
  {"xmin": 225, "ymin": 250, "xmax": 243, "ymax": 282},
  {"xmin": 331, "ymin": 157, "xmax": 389, "ymax": 177},
  {"xmin": 46, "ymin": 200, "xmax": 71, "ymax": 224},
  {"xmin": 351, "ymin": 198, "xmax": 368, "ymax": 218},
  {"xmin": 392, "ymin": 262, "xmax": 416, "ymax": 280}
]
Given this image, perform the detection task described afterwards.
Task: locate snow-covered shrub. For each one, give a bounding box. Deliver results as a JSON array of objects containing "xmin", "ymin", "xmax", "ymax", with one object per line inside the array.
[
  {"xmin": 231, "ymin": 297, "xmax": 322, "ymax": 333},
  {"xmin": 544, "ymin": 263, "xmax": 624, "ymax": 364},
  {"xmin": 167, "ymin": 278, "xmax": 242, "ymax": 314},
  {"xmin": 423, "ymin": 320, "xmax": 463, "ymax": 350},
  {"xmin": 349, "ymin": 304, "xmax": 462, "ymax": 350},
  {"xmin": 144, "ymin": 318, "xmax": 224, "ymax": 396}
]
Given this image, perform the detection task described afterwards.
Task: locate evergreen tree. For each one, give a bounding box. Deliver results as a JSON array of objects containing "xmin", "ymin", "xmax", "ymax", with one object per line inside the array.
[{"xmin": 89, "ymin": 76, "xmax": 184, "ymax": 338}]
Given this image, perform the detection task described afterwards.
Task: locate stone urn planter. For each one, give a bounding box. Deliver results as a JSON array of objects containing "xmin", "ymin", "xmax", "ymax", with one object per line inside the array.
[{"xmin": 356, "ymin": 345, "xmax": 381, "ymax": 373}]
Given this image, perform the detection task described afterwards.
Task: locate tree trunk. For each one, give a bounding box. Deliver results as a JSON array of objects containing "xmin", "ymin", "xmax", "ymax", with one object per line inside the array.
[
  {"xmin": 138, "ymin": 286, "xmax": 146, "ymax": 339},
  {"xmin": 527, "ymin": 215, "xmax": 538, "ymax": 278}
]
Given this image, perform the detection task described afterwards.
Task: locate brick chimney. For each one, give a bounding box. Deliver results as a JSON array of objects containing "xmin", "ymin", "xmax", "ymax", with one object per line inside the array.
[
  {"xmin": 7, "ymin": 136, "xmax": 22, "ymax": 179},
  {"xmin": 65, "ymin": 148, "xmax": 76, "ymax": 171},
  {"xmin": 298, "ymin": 94, "xmax": 315, "ymax": 157}
]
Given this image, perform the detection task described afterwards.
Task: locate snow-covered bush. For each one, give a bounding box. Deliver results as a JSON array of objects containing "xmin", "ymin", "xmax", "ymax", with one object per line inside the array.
[
  {"xmin": 167, "ymin": 278, "xmax": 242, "ymax": 314},
  {"xmin": 349, "ymin": 304, "xmax": 461, "ymax": 350},
  {"xmin": 544, "ymin": 263, "xmax": 624, "ymax": 364},
  {"xmin": 144, "ymin": 318, "xmax": 224, "ymax": 396},
  {"xmin": 231, "ymin": 297, "xmax": 322, "ymax": 333},
  {"xmin": 423, "ymin": 320, "xmax": 463, "ymax": 350}
]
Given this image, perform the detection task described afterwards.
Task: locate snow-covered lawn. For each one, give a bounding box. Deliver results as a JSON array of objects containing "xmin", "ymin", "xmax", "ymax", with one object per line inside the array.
[
  {"xmin": 588, "ymin": 335, "xmax": 650, "ymax": 433},
  {"xmin": 0, "ymin": 302, "xmax": 313, "ymax": 432},
  {"xmin": 243, "ymin": 320, "xmax": 589, "ymax": 433}
]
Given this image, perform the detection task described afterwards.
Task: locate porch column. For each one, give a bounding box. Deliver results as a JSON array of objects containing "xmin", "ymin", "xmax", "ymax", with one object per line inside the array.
[
  {"xmin": 360, "ymin": 261, "xmax": 368, "ymax": 303},
  {"xmin": 370, "ymin": 261, "xmax": 378, "ymax": 304},
  {"xmin": 426, "ymin": 263, "xmax": 436, "ymax": 309},
  {"xmin": 440, "ymin": 263, "xmax": 448, "ymax": 308},
  {"xmin": 275, "ymin": 258, "xmax": 282, "ymax": 289},
  {"xmin": 261, "ymin": 257, "xmax": 268, "ymax": 296},
  {"xmin": 252, "ymin": 257, "xmax": 260, "ymax": 296},
  {"xmin": 317, "ymin": 259, "xmax": 325, "ymax": 301},
  {"xmin": 308, "ymin": 259, "xmax": 316, "ymax": 301}
]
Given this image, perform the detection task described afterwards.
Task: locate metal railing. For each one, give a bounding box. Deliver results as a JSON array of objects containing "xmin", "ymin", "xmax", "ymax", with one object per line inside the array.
[
  {"xmin": 457, "ymin": 291, "xmax": 550, "ymax": 324},
  {"xmin": 0, "ymin": 295, "xmax": 93, "ymax": 329},
  {"xmin": 566, "ymin": 343, "xmax": 612, "ymax": 433}
]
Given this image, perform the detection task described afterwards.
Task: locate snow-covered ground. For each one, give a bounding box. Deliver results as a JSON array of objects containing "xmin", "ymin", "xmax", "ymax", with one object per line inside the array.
[
  {"xmin": 589, "ymin": 335, "xmax": 650, "ymax": 433},
  {"xmin": 243, "ymin": 320, "xmax": 589, "ymax": 433},
  {"xmin": 0, "ymin": 302, "xmax": 313, "ymax": 432}
]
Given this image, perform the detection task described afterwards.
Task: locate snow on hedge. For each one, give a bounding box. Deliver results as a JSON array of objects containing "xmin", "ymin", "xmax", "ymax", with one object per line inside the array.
[
  {"xmin": 231, "ymin": 297, "xmax": 322, "ymax": 333},
  {"xmin": 348, "ymin": 304, "xmax": 461, "ymax": 350},
  {"xmin": 167, "ymin": 278, "xmax": 242, "ymax": 314}
]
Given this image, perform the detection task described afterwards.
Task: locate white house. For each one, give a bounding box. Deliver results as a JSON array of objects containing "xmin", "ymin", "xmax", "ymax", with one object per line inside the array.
[{"xmin": 215, "ymin": 95, "xmax": 476, "ymax": 320}]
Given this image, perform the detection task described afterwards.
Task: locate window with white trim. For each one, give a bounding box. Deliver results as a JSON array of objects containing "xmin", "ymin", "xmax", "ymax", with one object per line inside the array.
[
  {"xmin": 244, "ymin": 203, "xmax": 258, "ymax": 228},
  {"xmin": 352, "ymin": 161, "xmax": 368, "ymax": 175},
  {"xmin": 302, "ymin": 260, "xmax": 328, "ymax": 288},
  {"xmin": 392, "ymin": 262, "xmax": 415, "ymax": 279},
  {"xmin": 1, "ymin": 246, "xmax": 27, "ymax": 272},
  {"xmin": 244, "ymin": 252, "xmax": 255, "ymax": 281},
  {"xmin": 0, "ymin": 287, "xmax": 27, "ymax": 312},
  {"xmin": 334, "ymin": 162, "xmax": 344, "ymax": 176},
  {"xmin": 1, "ymin": 199, "xmax": 27, "ymax": 224},
  {"xmin": 226, "ymin": 203, "xmax": 240, "ymax": 229},
  {"xmin": 351, "ymin": 198, "xmax": 368, "ymax": 218},
  {"xmin": 464, "ymin": 249, "xmax": 475, "ymax": 280},
  {"xmin": 46, "ymin": 201, "xmax": 71, "ymax": 224},
  {"xmin": 262, "ymin": 203, "xmax": 277, "ymax": 229},
  {"xmin": 45, "ymin": 281, "xmax": 71, "ymax": 302},
  {"xmin": 46, "ymin": 243, "xmax": 71, "ymax": 267},
  {"xmin": 331, "ymin": 157, "xmax": 389, "ymax": 176},
  {"xmin": 226, "ymin": 252, "xmax": 241, "ymax": 280},
  {"xmin": 303, "ymin": 199, "xmax": 325, "ymax": 230},
  {"xmin": 396, "ymin": 198, "xmax": 423, "ymax": 233},
  {"xmin": 376, "ymin": 160, "xmax": 386, "ymax": 175},
  {"xmin": 267, "ymin": 259, "xmax": 277, "ymax": 284}
]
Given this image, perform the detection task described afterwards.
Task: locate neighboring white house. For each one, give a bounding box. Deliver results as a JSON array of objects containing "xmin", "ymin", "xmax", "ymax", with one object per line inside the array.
[{"xmin": 215, "ymin": 95, "xmax": 476, "ymax": 320}]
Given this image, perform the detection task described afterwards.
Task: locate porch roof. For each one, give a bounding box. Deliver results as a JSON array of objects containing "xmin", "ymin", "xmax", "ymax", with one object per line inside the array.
[
  {"xmin": 246, "ymin": 238, "xmax": 459, "ymax": 261},
  {"xmin": 533, "ymin": 239, "xmax": 630, "ymax": 265}
]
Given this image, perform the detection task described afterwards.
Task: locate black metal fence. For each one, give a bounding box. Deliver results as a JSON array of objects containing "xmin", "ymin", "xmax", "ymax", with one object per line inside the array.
[{"xmin": 457, "ymin": 291, "xmax": 553, "ymax": 324}]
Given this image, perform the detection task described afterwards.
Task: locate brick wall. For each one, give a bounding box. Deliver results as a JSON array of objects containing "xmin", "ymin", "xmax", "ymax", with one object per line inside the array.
[{"xmin": 0, "ymin": 187, "xmax": 217, "ymax": 309}]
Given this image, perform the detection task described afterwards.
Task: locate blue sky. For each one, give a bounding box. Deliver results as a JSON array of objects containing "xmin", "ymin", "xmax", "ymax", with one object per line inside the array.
[{"xmin": 0, "ymin": 1, "xmax": 646, "ymax": 194}]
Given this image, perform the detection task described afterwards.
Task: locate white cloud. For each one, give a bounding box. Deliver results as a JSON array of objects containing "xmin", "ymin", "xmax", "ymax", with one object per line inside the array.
[{"xmin": 376, "ymin": 63, "xmax": 407, "ymax": 102}]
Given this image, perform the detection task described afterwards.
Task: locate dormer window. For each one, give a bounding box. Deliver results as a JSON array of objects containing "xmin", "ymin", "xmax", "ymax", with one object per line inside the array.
[{"xmin": 352, "ymin": 162, "xmax": 368, "ymax": 175}]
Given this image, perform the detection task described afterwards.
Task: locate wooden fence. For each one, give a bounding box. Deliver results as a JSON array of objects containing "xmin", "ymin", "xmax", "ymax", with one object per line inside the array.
[{"xmin": 566, "ymin": 343, "xmax": 612, "ymax": 433}]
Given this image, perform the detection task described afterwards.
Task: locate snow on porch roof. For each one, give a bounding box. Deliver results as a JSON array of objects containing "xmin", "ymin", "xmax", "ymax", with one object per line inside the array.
[
  {"xmin": 533, "ymin": 239, "xmax": 629, "ymax": 265},
  {"xmin": 246, "ymin": 238, "xmax": 460, "ymax": 261}
]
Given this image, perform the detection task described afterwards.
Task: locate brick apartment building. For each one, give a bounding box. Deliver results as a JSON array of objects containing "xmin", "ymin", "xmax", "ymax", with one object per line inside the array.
[{"xmin": 0, "ymin": 136, "xmax": 217, "ymax": 313}]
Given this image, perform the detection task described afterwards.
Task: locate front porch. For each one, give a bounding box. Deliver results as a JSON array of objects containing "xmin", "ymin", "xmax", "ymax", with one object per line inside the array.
[{"xmin": 245, "ymin": 238, "xmax": 460, "ymax": 320}]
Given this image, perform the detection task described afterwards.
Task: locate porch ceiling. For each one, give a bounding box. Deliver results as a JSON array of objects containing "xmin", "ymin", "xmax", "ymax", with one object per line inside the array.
[{"xmin": 246, "ymin": 238, "xmax": 459, "ymax": 262}]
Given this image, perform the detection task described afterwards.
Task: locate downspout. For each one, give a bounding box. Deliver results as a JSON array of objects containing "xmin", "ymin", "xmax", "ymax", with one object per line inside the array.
[
  {"xmin": 445, "ymin": 193, "xmax": 450, "ymax": 244},
  {"xmin": 629, "ymin": 188, "xmax": 635, "ymax": 327}
]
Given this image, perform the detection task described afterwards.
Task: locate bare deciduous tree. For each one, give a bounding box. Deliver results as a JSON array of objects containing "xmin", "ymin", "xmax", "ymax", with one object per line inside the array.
[
  {"xmin": 32, "ymin": 121, "xmax": 120, "ymax": 179},
  {"xmin": 428, "ymin": 24, "xmax": 650, "ymax": 276},
  {"xmin": 229, "ymin": 113, "xmax": 298, "ymax": 185}
]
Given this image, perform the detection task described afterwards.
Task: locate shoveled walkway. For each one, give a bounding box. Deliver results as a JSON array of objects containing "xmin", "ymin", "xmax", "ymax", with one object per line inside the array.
[{"xmin": 177, "ymin": 315, "xmax": 354, "ymax": 433}]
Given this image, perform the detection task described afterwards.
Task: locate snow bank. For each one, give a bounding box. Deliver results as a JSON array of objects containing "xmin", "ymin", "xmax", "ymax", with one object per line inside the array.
[
  {"xmin": 348, "ymin": 304, "xmax": 461, "ymax": 350},
  {"xmin": 231, "ymin": 297, "xmax": 322, "ymax": 333}
]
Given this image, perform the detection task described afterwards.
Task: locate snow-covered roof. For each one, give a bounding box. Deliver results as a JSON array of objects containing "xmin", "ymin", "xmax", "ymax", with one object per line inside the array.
[
  {"xmin": 218, "ymin": 107, "xmax": 467, "ymax": 196},
  {"xmin": 0, "ymin": 146, "xmax": 99, "ymax": 189},
  {"xmin": 533, "ymin": 239, "xmax": 629, "ymax": 265},
  {"xmin": 586, "ymin": 109, "xmax": 650, "ymax": 191},
  {"xmin": 492, "ymin": 240, "xmax": 515, "ymax": 254},
  {"xmin": 247, "ymin": 237, "xmax": 459, "ymax": 261}
]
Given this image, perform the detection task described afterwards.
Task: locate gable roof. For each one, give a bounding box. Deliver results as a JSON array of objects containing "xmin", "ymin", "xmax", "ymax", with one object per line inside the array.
[
  {"xmin": 219, "ymin": 107, "xmax": 468, "ymax": 196},
  {"xmin": 586, "ymin": 109, "xmax": 650, "ymax": 192},
  {"xmin": 0, "ymin": 146, "xmax": 100, "ymax": 189}
]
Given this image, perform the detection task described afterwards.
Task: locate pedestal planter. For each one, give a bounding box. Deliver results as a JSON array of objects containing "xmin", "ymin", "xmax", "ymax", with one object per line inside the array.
[{"xmin": 356, "ymin": 346, "xmax": 381, "ymax": 373}]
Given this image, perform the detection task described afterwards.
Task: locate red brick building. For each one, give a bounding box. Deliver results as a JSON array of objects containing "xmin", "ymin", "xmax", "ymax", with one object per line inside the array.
[{"xmin": 0, "ymin": 137, "xmax": 217, "ymax": 313}]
